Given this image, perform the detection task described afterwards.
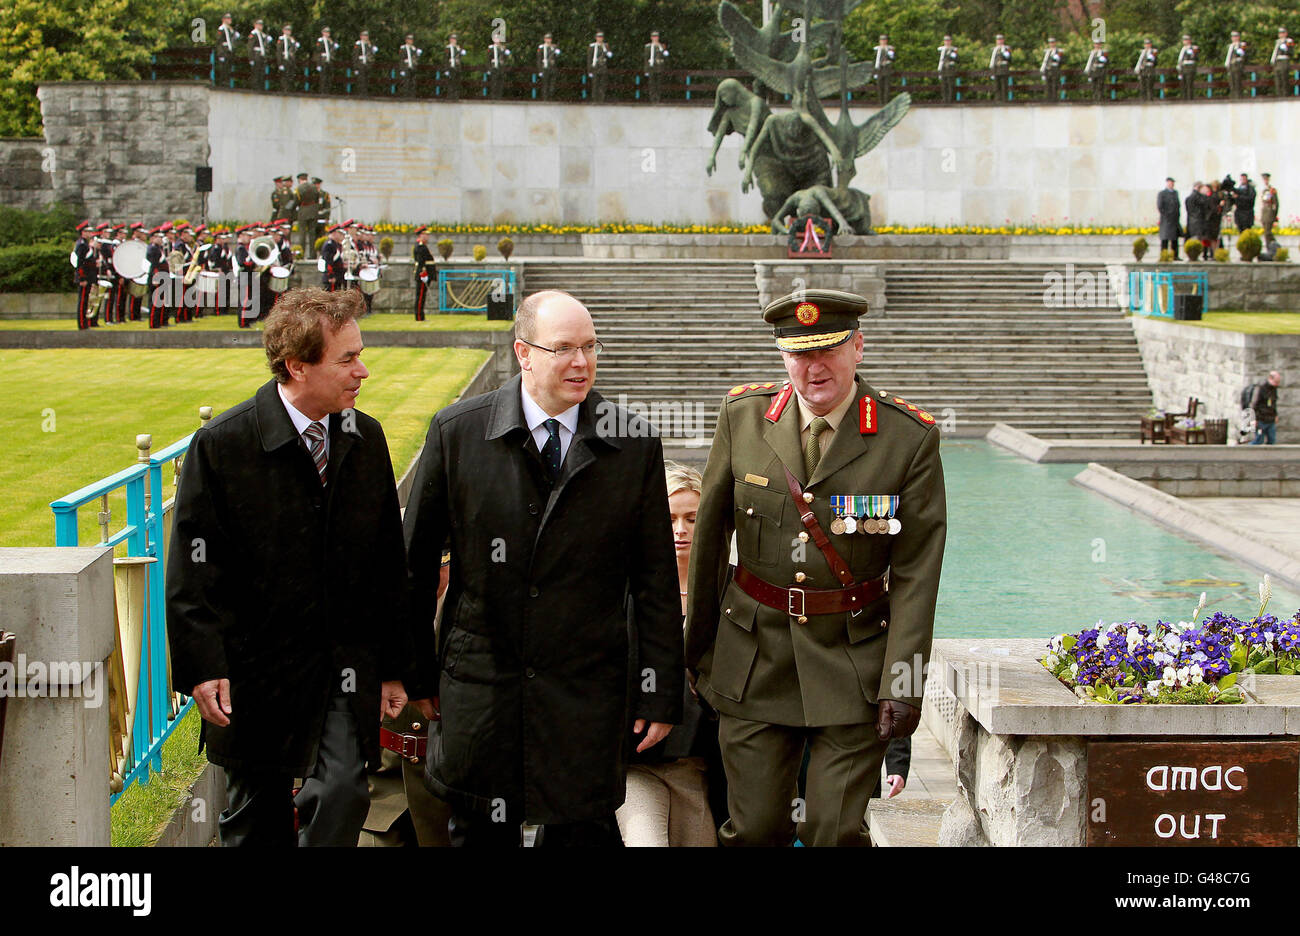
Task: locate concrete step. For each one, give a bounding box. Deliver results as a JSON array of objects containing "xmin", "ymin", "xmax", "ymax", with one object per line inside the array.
[{"xmin": 867, "ymin": 798, "xmax": 949, "ymax": 847}]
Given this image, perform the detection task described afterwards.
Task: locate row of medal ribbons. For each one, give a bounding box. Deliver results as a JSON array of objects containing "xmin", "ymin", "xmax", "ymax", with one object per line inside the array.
[{"xmin": 829, "ymin": 495, "xmax": 901, "ymax": 536}]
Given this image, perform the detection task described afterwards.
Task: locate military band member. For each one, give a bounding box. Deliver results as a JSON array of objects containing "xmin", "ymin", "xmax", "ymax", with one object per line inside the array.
[
  {"xmin": 588, "ymin": 30, "xmax": 613, "ymax": 102},
  {"xmin": 936, "ymin": 35, "xmax": 959, "ymax": 103},
  {"xmin": 412, "ymin": 226, "xmax": 434, "ymax": 321},
  {"xmin": 1272, "ymin": 28, "xmax": 1294, "ymax": 97},
  {"xmin": 537, "ymin": 33, "xmax": 560, "ymax": 101},
  {"xmin": 644, "ymin": 31, "xmax": 668, "ymax": 103},
  {"xmin": 1039, "ymin": 37, "xmax": 1063, "ymax": 103},
  {"xmin": 215, "ymin": 13, "xmax": 240, "ymax": 87},
  {"xmin": 247, "ymin": 20, "xmax": 272, "ymax": 89},
  {"xmin": 873, "ymin": 35, "xmax": 895, "ymax": 106},
  {"xmin": 233, "ymin": 225, "xmax": 256, "ymax": 327},
  {"xmin": 72, "ymin": 221, "xmax": 97, "ymax": 330},
  {"xmin": 1084, "ymin": 41, "xmax": 1109, "ymax": 101},
  {"xmin": 399, "ymin": 35, "xmax": 422, "ymax": 97},
  {"xmin": 177, "ymin": 223, "xmax": 197, "ymax": 323},
  {"xmin": 443, "ymin": 33, "xmax": 467, "ymax": 100},
  {"xmin": 295, "ymin": 172, "xmax": 319, "ymax": 259},
  {"xmin": 210, "ymin": 230, "xmax": 235, "ymax": 317},
  {"xmin": 146, "ymin": 227, "xmax": 167, "ymax": 329},
  {"xmin": 487, "ymin": 35, "xmax": 512, "ymax": 99},
  {"xmin": 357, "ymin": 225, "xmax": 378, "ymax": 314},
  {"xmin": 989, "ymin": 35, "xmax": 1012, "ymax": 102},
  {"xmin": 97, "ymin": 224, "xmax": 118, "ymax": 325},
  {"xmin": 353, "ymin": 30, "xmax": 378, "ymax": 95},
  {"xmin": 1135, "ymin": 39, "xmax": 1159, "ymax": 101},
  {"xmin": 1176, "ymin": 35, "xmax": 1199, "ymax": 99},
  {"xmin": 1226, "ymin": 32, "xmax": 1248, "ymax": 99},
  {"xmin": 1261, "ymin": 172, "xmax": 1280, "ymax": 243},
  {"xmin": 314, "ymin": 27, "xmax": 339, "ymax": 94},
  {"xmin": 320, "ymin": 224, "xmax": 347, "ymax": 291},
  {"xmin": 276, "ymin": 25, "xmax": 301, "ymax": 93},
  {"xmin": 685, "ymin": 289, "xmax": 947, "ymax": 847}
]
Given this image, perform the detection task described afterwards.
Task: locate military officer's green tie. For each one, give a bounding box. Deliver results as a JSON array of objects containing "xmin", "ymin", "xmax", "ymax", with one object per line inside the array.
[{"xmin": 805, "ymin": 416, "xmax": 830, "ymax": 478}]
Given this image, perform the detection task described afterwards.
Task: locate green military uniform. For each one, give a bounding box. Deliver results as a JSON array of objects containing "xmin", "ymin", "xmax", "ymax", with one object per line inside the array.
[
  {"xmin": 294, "ymin": 175, "xmax": 319, "ymax": 259},
  {"xmin": 358, "ymin": 703, "xmax": 452, "ymax": 847},
  {"xmin": 685, "ymin": 289, "xmax": 947, "ymax": 847}
]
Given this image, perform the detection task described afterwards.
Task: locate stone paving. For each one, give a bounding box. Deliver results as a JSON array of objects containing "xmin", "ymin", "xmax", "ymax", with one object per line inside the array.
[{"xmin": 1182, "ymin": 496, "xmax": 1300, "ymax": 567}]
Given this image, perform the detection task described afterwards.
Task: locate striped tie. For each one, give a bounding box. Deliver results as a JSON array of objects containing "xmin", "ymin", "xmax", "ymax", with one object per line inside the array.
[{"xmin": 304, "ymin": 421, "xmax": 327, "ymax": 485}]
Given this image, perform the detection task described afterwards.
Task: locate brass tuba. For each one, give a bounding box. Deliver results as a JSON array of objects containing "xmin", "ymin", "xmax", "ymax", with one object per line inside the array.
[{"xmin": 249, "ymin": 235, "xmax": 277, "ymax": 273}]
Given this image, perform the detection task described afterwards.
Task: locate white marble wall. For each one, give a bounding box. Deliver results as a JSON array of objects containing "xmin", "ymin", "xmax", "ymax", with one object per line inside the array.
[{"xmin": 205, "ymin": 88, "xmax": 1296, "ymax": 226}]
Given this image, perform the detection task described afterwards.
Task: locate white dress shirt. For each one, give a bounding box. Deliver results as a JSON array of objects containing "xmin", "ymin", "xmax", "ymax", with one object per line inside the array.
[
  {"xmin": 279, "ymin": 383, "xmax": 330, "ymax": 462},
  {"xmin": 521, "ymin": 383, "xmax": 579, "ymax": 468}
]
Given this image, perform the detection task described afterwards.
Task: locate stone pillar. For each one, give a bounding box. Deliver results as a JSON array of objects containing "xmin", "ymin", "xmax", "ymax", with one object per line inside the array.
[{"xmin": 0, "ymin": 547, "xmax": 115, "ymax": 846}]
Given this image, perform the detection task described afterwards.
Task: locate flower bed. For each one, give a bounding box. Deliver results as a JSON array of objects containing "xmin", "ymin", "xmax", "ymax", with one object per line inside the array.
[{"xmin": 1041, "ymin": 579, "xmax": 1300, "ymax": 704}]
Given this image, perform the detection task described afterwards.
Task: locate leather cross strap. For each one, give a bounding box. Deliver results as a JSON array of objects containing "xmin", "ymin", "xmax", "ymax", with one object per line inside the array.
[
  {"xmin": 783, "ymin": 466, "xmax": 855, "ymax": 586},
  {"xmin": 380, "ymin": 725, "xmax": 427, "ymax": 760},
  {"xmin": 735, "ymin": 565, "xmax": 888, "ymax": 618}
]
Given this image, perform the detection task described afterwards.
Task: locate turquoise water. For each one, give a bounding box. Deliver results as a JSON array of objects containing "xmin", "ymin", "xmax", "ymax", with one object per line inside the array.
[{"xmin": 936, "ymin": 441, "xmax": 1300, "ymax": 640}]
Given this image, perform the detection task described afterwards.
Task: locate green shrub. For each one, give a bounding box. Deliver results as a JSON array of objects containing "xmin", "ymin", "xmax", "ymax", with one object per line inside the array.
[
  {"xmin": 1277, "ymin": 247, "xmax": 1291, "ymax": 262},
  {"xmin": 0, "ymin": 243, "xmax": 78, "ymax": 292},
  {"xmin": 437, "ymin": 238, "xmax": 454, "ymax": 260},
  {"xmin": 314, "ymin": 236, "xmax": 327, "ymax": 253},
  {"xmin": 1213, "ymin": 248, "xmax": 1229, "ymax": 262},
  {"xmin": 472, "ymin": 244, "xmax": 487, "ymax": 261},
  {"xmin": 497, "ymin": 236, "xmax": 515, "ymax": 260},
  {"xmin": 0, "ymin": 203, "xmax": 79, "ymax": 249},
  {"xmin": 1184, "ymin": 240, "xmax": 1203, "ymax": 261},
  {"xmin": 1158, "ymin": 248, "xmax": 1174, "ymax": 262},
  {"xmin": 1132, "ymin": 236, "xmax": 1148, "ymax": 261},
  {"xmin": 379, "ymin": 236, "xmax": 394, "ymax": 258},
  {"xmin": 1237, "ymin": 229, "xmax": 1262, "ymax": 262}
]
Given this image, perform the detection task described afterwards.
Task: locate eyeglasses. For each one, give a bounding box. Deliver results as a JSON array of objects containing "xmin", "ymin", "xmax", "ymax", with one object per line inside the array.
[{"xmin": 519, "ymin": 338, "xmax": 604, "ymax": 361}]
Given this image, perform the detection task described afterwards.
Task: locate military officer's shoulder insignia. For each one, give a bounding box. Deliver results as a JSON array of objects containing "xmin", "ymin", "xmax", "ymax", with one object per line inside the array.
[
  {"xmin": 879, "ymin": 392, "xmax": 937, "ymax": 428},
  {"xmin": 726, "ymin": 380, "xmax": 781, "ymax": 399},
  {"xmin": 859, "ymin": 393, "xmax": 878, "ymax": 434}
]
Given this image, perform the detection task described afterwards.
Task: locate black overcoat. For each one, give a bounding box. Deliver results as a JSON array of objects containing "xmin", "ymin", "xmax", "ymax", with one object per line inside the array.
[
  {"xmin": 1157, "ymin": 188, "xmax": 1181, "ymax": 240},
  {"xmin": 403, "ymin": 374, "xmax": 684, "ymax": 825},
  {"xmin": 167, "ymin": 379, "xmax": 414, "ymax": 775}
]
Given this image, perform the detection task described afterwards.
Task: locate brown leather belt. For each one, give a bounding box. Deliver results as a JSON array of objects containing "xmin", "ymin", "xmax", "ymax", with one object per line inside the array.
[
  {"xmin": 380, "ymin": 725, "xmax": 427, "ymax": 760},
  {"xmin": 734, "ymin": 564, "xmax": 888, "ymax": 619}
]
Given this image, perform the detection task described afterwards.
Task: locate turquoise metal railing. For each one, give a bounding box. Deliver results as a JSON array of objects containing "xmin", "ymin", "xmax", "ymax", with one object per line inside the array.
[
  {"xmin": 438, "ymin": 268, "xmax": 517, "ymax": 313},
  {"xmin": 50, "ymin": 427, "xmax": 202, "ymax": 804},
  {"xmin": 1129, "ymin": 269, "xmax": 1210, "ymax": 319}
]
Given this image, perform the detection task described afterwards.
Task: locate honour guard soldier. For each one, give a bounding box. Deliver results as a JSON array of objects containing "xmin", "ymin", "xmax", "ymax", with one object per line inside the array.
[
  {"xmin": 247, "ymin": 19, "xmax": 271, "ymax": 90},
  {"xmin": 487, "ymin": 35, "xmax": 512, "ymax": 99},
  {"xmin": 685, "ymin": 289, "xmax": 947, "ymax": 847},
  {"xmin": 178, "ymin": 223, "xmax": 197, "ymax": 323},
  {"xmin": 1261, "ymin": 172, "xmax": 1280, "ymax": 243},
  {"xmin": 1085, "ymin": 40, "xmax": 1109, "ymax": 102},
  {"xmin": 314, "ymin": 177, "xmax": 331, "ymax": 243},
  {"xmin": 989, "ymin": 34, "xmax": 1012, "ymax": 102},
  {"xmin": 399, "ymin": 35, "xmax": 422, "ymax": 97},
  {"xmin": 1226, "ymin": 32, "xmax": 1248, "ymax": 99},
  {"xmin": 233, "ymin": 225, "xmax": 256, "ymax": 327},
  {"xmin": 215, "ymin": 13, "xmax": 240, "ymax": 87},
  {"xmin": 442, "ymin": 33, "xmax": 467, "ymax": 100},
  {"xmin": 1176, "ymin": 35, "xmax": 1199, "ymax": 99},
  {"xmin": 276, "ymin": 24, "xmax": 301, "ymax": 93},
  {"xmin": 1135, "ymin": 39, "xmax": 1159, "ymax": 101},
  {"xmin": 97, "ymin": 224, "xmax": 118, "ymax": 325},
  {"xmin": 936, "ymin": 35, "xmax": 959, "ymax": 103},
  {"xmin": 269, "ymin": 175, "xmax": 290, "ymax": 222},
  {"xmin": 588, "ymin": 30, "xmax": 613, "ymax": 102},
  {"xmin": 412, "ymin": 226, "xmax": 434, "ymax": 321},
  {"xmin": 146, "ymin": 227, "xmax": 167, "ymax": 329},
  {"xmin": 295, "ymin": 172, "xmax": 319, "ymax": 259},
  {"xmin": 353, "ymin": 30, "xmax": 378, "ymax": 95},
  {"xmin": 126, "ymin": 222, "xmax": 147, "ymax": 321},
  {"xmin": 872, "ymin": 35, "xmax": 895, "ymax": 106},
  {"xmin": 314, "ymin": 27, "xmax": 339, "ymax": 94},
  {"xmin": 1040, "ymin": 38, "xmax": 1062, "ymax": 103},
  {"xmin": 537, "ymin": 33, "xmax": 560, "ymax": 100},
  {"xmin": 114, "ymin": 224, "xmax": 131, "ymax": 323},
  {"xmin": 72, "ymin": 221, "xmax": 97, "ymax": 329},
  {"xmin": 320, "ymin": 224, "xmax": 347, "ymax": 291},
  {"xmin": 644, "ymin": 31, "xmax": 668, "ymax": 103},
  {"xmin": 1272, "ymin": 28, "xmax": 1294, "ymax": 97},
  {"xmin": 211, "ymin": 230, "xmax": 234, "ymax": 317}
]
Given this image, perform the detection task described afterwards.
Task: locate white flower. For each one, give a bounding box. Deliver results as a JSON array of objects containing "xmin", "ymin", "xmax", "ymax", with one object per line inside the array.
[
  {"xmin": 1188, "ymin": 664, "xmax": 1204, "ymax": 684},
  {"xmin": 1162, "ymin": 666, "xmax": 1177, "ymax": 687},
  {"xmin": 1153, "ymin": 651, "xmax": 1173, "ymax": 667},
  {"xmin": 1146, "ymin": 681, "xmax": 1162, "ymax": 697},
  {"xmin": 1173, "ymin": 620, "xmax": 1194, "ymax": 633},
  {"xmin": 1176, "ymin": 666, "xmax": 1191, "ymax": 685},
  {"xmin": 1191, "ymin": 592, "xmax": 1207, "ymax": 624},
  {"xmin": 1097, "ymin": 632, "xmax": 1109, "ymax": 651},
  {"xmin": 1163, "ymin": 633, "xmax": 1183, "ymax": 652},
  {"xmin": 1265, "ymin": 631, "xmax": 1276, "ymax": 648},
  {"xmin": 1070, "ymin": 662, "xmax": 1079, "ymax": 677},
  {"xmin": 1261, "ymin": 575, "xmax": 1272, "ymax": 605},
  {"xmin": 1049, "ymin": 635, "xmax": 1064, "ymax": 652},
  {"xmin": 1045, "ymin": 652, "xmax": 1060, "ymax": 668},
  {"xmin": 1126, "ymin": 627, "xmax": 1142, "ymax": 652}
]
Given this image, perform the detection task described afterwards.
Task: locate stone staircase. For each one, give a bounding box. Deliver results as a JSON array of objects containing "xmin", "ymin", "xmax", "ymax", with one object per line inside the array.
[{"xmin": 521, "ymin": 259, "xmax": 1151, "ymax": 442}]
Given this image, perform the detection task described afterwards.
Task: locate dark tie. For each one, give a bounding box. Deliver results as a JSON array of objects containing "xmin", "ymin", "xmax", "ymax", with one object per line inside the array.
[
  {"xmin": 805, "ymin": 416, "xmax": 830, "ymax": 479},
  {"xmin": 540, "ymin": 418, "xmax": 562, "ymax": 482},
  {"xmin": 304, "ymin": 421, "xmax": 327, "ymax": 485}
]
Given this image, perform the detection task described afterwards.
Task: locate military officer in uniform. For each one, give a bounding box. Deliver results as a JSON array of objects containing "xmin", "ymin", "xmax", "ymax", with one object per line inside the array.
[
  {"xmin": 1176, "ymin": 35, "xmax": 1199, "ymax": 100},
  {"xmin": 644, "ymin": 31, "xmax": 668, "ymax": 103},
  {"xmin": 537, "ymin": 34, "xmax": 561, "ymax": 101},
  {"xmin": 314, "ymin": 26, "xmax": 339, "ymax": 94},
  {"xmin": 1272, "ymin": 27, "xmax": 1294, "ymax": 97},
  {"xmin": 1225, "ymin": 31, "xmax": 1248, "ymax": 99},
  {"xmin": 1039, "ymin": 37, "xmax": 1062, "ymax": 103},
  {"xmin": 872, "ymin": 35, "xmax": 895, "ymax": 106},
  {"xmin": 1134, "ymin": 39, "xmax": 1159, "ymax": 101},
  {"xmin": 399, "ymin": 35, "xmax": 423, "ymax": 97},
  {"xmin": 588, "ymin": 31, "xmax": 613, "ymax": 102},
  {"xmin": 936, "ymin": 35, "xmax": 959, "ymax": 104},
  {"xmin": 685, "ymin": 289, "xmax": 947, "ymax": 847},
  {"xmin": 487, "ymin": 35, "xmax": 511, "ymax": 99},
  {"xmin": 989, "ymin": 35, "xmax": 1012, "ymax": 102},
  {"xmin": 443, "ymin": 33, "xmax": 467, "ymax": 100},
  {"xmin": 353, "ymin": 30, "xmax": 378, "ymax": 95},
  {"xmin": 1084, "ymin": 40, "xmax": 1109, "ymax": 102},
  {"xmin": 247, "ymin": 19, "xmax": 272, "ymax": 90},
  {"xmin": 276, "ymin": 24, "xmax": 301, "ymax": 93},
  {"xmin": 314, "ymin": 177, "xmax": 331, "ymax": 243},
  {"xmin": 295, "ymin": 172, "xmax": 319, "ymax": 259},
  {"xmin": 215, "ymin": 13, "xmax": 240, "ymax": 87},
  {"xmin": 1261, "ymin": 172, "xmax": 1280, "ymax": 243},
  {"xmin": 412, "ymin": 226, "xmax": 434, "ymax": 321}
]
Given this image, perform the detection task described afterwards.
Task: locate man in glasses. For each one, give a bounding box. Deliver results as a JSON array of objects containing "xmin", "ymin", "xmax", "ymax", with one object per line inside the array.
[{"xmin": 404, "ymin": 289, "xmax": 683, "ymax": 846}]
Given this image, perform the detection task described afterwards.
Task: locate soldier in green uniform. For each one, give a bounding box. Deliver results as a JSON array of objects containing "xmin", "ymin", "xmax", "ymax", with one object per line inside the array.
[
  {"xmin": 313, "ymin": 177, "xmax": 331, "ymax": 243},
  {"xmin": 685, "ymin": 289, "xmax": 947, "ymax": 847},
  {"xmin": 294, "ymin": 172, "xmax": 318, "ymax": 259}
]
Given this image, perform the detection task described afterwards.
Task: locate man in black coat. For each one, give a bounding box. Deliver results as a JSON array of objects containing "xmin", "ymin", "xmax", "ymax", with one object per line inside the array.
[
  {"xmin": 403, "ymin": 289, "xmax": 684, "ymax": 846},
  {"xmin": 1184, "ymin": 183, "xmax": 1206, "ymax": 255},
  {"xmin": 167, "ymin": 287, "xmax": 415, "ymax": 846},
  {"xmin": 1157, "ymin": 178, "xmax": 1181, "ymax": 259},
  {"xmin": 1234, "ymin": 173, "xmax": 1257, "ymax": 233}
]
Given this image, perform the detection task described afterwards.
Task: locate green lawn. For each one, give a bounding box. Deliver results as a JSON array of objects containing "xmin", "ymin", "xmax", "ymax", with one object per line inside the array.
[
  {"xmin": 110, "ymin": 706, "xmax": 205, "ymax": 847},
  {"xmin": 1181, "ymin": 311, "xmax": 1300, "ymax": 334},
  {"xmin": 0, "ymin": 347, "xmax": 488, "ymax": 547},
  {"xmin": 0, "ymin": 312, "xmax": 513, "ymax": 332}
]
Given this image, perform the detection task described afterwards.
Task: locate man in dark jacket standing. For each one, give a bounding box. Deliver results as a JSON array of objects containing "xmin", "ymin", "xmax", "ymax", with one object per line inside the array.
[
  {"xmin": 404, "ymin": 289, "xmax": 683, "ymax": 846},
  {"xmin": 167, "ymin": 288, "xmax": 415, "ymax": 846},
  {"xmin": 1184, "ymin": 183, "xmax": 1207, "ymax": 255},
  {"xmin": 1235, "ymin": 173, "xmax": 1257, "ymax": 233},
  {"xmin": 1250, "ymin": 371, "xmax": 1282, "ymax": 445},
  {"xmin": 1158, "ymin": 178, "xmax": 1181, "ymax": 259}
]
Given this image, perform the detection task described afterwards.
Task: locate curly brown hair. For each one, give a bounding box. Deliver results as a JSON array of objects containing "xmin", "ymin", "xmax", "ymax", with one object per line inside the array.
[{"xmin": 263, "ymin": 287, "xmax": 364, "ymax": 383}]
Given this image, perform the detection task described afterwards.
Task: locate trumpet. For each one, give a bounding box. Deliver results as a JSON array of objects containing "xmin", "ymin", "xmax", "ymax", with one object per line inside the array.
[{"xmin": 249, "ymin": 235, "xmax": 277, "ymax": 273}]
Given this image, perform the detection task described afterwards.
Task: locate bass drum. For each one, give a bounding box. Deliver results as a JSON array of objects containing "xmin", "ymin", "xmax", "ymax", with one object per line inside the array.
[
  {"xmin": 196, "ymin": 271, "xmax": 221, "ymax": 298},
  {"xmin": 269, "ymin": 266, "xmax": 291, "ymax": 293},
  {"xmin": 358, "ymin": 266, "xmax": 380, "ymax": 295},
  {"xmin": 112, "ymin": 240, "xmax": 148, "ymax": 279},
  {"xmin": 128, "ymin": 272, "xmax": 149, "ymax": 298}
]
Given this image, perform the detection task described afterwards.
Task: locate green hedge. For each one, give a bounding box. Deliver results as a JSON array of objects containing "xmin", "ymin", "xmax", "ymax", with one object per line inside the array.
[
  {"xmin": 0, "ymin": 243, "xmax": 77, "ymax": 293},
  {"xmin": 0, "ymin": 203, "xmax": 77, "ymax": 249}
]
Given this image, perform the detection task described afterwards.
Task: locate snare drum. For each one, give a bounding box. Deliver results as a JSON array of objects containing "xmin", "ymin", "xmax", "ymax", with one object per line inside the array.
[
  {"xmin": 358, "ymin": 266, "xmax": 381, "ymax": 295},
  {"xmin": 197, "ymin": 271, "xmax": 221, "ymax": 297},
  {"xmin": 128, "ymin": 273, "xmax": 149, "ymax": 298},
  {"xmin": 269, "ymin": 266, "xmax": 290, "ymax": 293}
]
